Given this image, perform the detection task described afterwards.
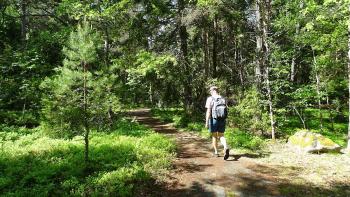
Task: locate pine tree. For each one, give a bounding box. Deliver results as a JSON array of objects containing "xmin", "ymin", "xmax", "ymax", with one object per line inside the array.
[{"xmin": 41, "ymin": 21, "xmax": 98, "ymax": 163}]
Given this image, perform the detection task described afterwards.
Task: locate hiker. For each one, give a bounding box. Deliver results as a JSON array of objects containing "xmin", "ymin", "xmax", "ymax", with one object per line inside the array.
[{"xmin": 205, "ymin": 86, "xmax": 230, "ymax": 160}]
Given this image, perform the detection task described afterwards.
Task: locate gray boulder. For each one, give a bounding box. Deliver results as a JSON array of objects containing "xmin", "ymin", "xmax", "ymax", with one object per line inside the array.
[{"xmin": 288, "ymin": 130, "xmax": 341, "ymax": 153}]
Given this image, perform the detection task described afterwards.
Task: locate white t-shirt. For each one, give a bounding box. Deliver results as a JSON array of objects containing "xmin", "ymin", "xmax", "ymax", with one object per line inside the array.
[{"xmin": 205, "ymin": 95, "xmax": 222, "ymax": 109}]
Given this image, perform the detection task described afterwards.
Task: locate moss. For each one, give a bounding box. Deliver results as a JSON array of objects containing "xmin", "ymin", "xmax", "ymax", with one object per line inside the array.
[
  {"xmin": 288, "ymin": 130, "xmax": 339, "ymax": 151},
  {"xmin": 316, "ymin": 135, "xmax": 337, "ymax": 147},
  {"xmin": 289, "ymin": 131, "xmax": 316, "ymax": 148}
]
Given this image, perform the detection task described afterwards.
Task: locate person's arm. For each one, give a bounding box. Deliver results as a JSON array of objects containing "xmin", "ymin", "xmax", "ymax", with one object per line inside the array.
[{"xmin": 205, "ymin": 108, "xmax": 211, "ymax": 128}]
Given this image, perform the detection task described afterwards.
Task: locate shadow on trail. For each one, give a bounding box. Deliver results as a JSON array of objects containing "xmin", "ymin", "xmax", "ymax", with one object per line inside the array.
[
  {"xmin": 158, "ymin": 167, "xmax": 350, "ymax": 197},
  {"xmin": 231, "ymin": 152, "xmax": 270, "ymax": 161},
  {"xmin": 127, "ymin": 109, "xmax": 178, "ymax": 134},
  {"xmin": 176, "ymin": 137, "xmax": 211, "ymax": 158},
  {"xmin": 174, "ymin": 163, "xmax": 214, "ymax": 173},
  {"xmin": 154, "ymin": 182, "xmax": 216, "ymax": 197}
]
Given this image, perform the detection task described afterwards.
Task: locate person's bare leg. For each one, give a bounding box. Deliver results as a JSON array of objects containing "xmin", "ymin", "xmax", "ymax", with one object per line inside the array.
[
  {"xmin": 218, "ymin": 132, "xmax": 230, "ymax": 160},
  {"xmin": 212, "ymin": 132, "xmax": 219, "ymax": 155},
  {"xmin": 218, "ymin": 132, "xmax": 228, "ymax": 151}
]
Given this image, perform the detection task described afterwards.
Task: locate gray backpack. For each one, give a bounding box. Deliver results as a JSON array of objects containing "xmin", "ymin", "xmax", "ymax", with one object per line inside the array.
[{"xmin": 211, "ymin": 96, "xmax": 228, "ymax": 119}]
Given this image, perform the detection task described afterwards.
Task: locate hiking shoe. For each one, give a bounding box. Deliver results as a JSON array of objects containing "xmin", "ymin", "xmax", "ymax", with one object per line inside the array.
[
  {"xmin": 213, "ymin": 152, "xmax": 219, "ymax": 157},
  {"xmin": 224, "ymin": 149, "xmax": 230, "ymax": 160}
]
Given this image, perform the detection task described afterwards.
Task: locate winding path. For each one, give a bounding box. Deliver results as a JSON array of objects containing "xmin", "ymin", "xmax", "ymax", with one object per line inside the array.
[{"xmin": 128, "ymin": 109, "xmax": 281, "ymax": 197}]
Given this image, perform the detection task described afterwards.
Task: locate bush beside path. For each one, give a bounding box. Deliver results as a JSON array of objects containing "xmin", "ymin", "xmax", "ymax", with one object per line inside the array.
[{"xmin": 0, "ymin": 118, "xmax": 175, "ymax": 196}]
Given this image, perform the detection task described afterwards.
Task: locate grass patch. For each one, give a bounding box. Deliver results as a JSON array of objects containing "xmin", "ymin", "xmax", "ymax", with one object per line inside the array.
[
  {"xmin": 225, "ymin": 128, "xmax": 265, "ymax": 150},
  {"xmin": 0, "ymin": 119, "xmax": 175, "ymax": 196}
]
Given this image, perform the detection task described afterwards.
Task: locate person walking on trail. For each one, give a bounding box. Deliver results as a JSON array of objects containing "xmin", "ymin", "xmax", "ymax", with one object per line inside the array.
[{"xmin": 205, "ymin": 86, "xmax": 230, "ymax": 160}]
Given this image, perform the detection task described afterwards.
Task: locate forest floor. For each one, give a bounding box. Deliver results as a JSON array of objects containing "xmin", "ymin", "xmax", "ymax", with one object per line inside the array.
[{"xmin": 128, "ymin": 109, "xmax": 350, "ymax": 197}]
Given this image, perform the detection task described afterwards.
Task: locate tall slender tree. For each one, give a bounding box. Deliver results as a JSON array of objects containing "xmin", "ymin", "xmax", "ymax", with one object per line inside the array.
[
  {"xmin": 178, "ymin": 0, "xmax": 192, "ymax": 110},
  {"xmin": 347, "ymin": 3, "xmax": 350, "ymax": 150},
  {"xmin": 255, "ymin": 0, "xmax": 263, "ymax": 86},
  {"xmin": 262, "ymin": 0, "xmax": 276, "ymax": 140}
]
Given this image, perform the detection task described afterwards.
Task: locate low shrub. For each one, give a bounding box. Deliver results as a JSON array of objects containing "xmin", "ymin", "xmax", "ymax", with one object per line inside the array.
[
  {"xmin": 228, "ymin": 88, "xmax": 270, "ymax": 135},
  {"xmin": 225, "ymin": 128, "xmax": 265, "ymax": 150},
  {"xmin": 0, "ymin": 110, "xmax": 39, "ymax": 127},
  {"xmin": 0, "ymin": 120, "xmax": 175, "ymax": 196}
]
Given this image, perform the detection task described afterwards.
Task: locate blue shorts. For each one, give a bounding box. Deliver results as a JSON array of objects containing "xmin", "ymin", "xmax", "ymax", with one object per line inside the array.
[{"xmin": 208, "ymin": 118, "xmax": 226, "ymax": 132}]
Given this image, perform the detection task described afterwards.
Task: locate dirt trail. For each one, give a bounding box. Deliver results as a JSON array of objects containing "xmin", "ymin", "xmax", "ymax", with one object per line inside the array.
[{"xmin": 128, "ymin": 109, "xmax": 281, "ymax": 197}]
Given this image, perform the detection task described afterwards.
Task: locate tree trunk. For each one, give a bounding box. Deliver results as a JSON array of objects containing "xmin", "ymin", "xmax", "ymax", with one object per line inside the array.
[
  {"xmin": 149, "ymin": 82, "xmax": 153, "ymax": 104},
  {"xmin": 316, "ymin": 72, "xmax": 323, "ymax": 130},
  {"xmin": 290, "ymin": 55, "xmax": 296, "ymax": 82},
  {"xmin": 178, "ymin": 0, "xmax": 192, "ymax": 110},
  {"xmin": 239, "ymin": 52, "xmax": 245, "ymax": 90},
  {"xmin": 255, "ymin": 0, "xmax": 263, "ymax": 86},
  {"xmin": 104, "ymin": 27, "xmax": 110, "ymax": 65},
  {"xmin": 220, "ymin": 26, "xmax": 226, "ymax": 71},
  {"xmin": 236, "ymin": 38, "xmax": 244, "ymax": 86},
  {"xmin": 347, "ymin": 4, "xmax": 350, "ymax": 150},
  {"xmin": 293, "ymin": 106, "xmax": 306, "ymax": 129},
  {"xmin": 20, "ymin": 0, "xmax": 28, "ymax": 45},
  {"xmin": 262, "ymin": 0, "xmax": 276, "ymax": 140},
  {"xmin": 83, "ymin": 62, "xmax": 89, "ymax": 163},
  {"xmin": 203, "ymin": 28, "xmax": 209, "ymax": 78},
  {"xmin": 291, "ymin": 0, "xmax": 303, "ymax": 82},
  {"xmin": 212, "ymin": 15, "xmax": 218, "ymax": 78},
  {"xmin": 326, "ymin": 94, "xmax": 334, "ymax": 131},
  {"xmin": 108, "ymin": 107, "xmax": 114, "ymax": 125},
  {"xmin": 21, "ymin": 102, "xmax": 26, "ymax": 120},
  {"xmin": 313, "ymin": 50, "xmax": 323, "ymax": 131},
  {"xmin": 265, "ymin": 66, "xmax": 276, "ymax": 139},
  {"xmin": 229, "ymin": 21, "xmax": 240, "ymax": 86}
]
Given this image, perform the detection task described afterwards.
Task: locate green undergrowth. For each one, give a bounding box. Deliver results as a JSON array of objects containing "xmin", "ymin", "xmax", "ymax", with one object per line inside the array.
[
  {"xmin": 0, "ymin": 118, "xmax": 175, "ymax": 196},
  {"xmin": 151, "ymin": 106, "xmax": 349, "ymax": 151},
  {"xmin": 0, "ymin": 110, "xmax": 39, "ymax": 127},
  {"xmin": 151, "ymin": 107, "xmax": 187, "ymax": 126},
  {"xmin": 151, "ymin": 108, "xmax": 265, "ymax": 151}
]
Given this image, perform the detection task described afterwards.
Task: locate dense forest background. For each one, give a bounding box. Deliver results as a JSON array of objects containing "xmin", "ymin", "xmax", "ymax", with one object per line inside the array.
[
  {"xmin": 1, "ymin": 0, "xmax": 350, "ymax": 195},
  {"xmin": 1, "ymin": 0, "xmax": 349, "ymax": 143}
]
